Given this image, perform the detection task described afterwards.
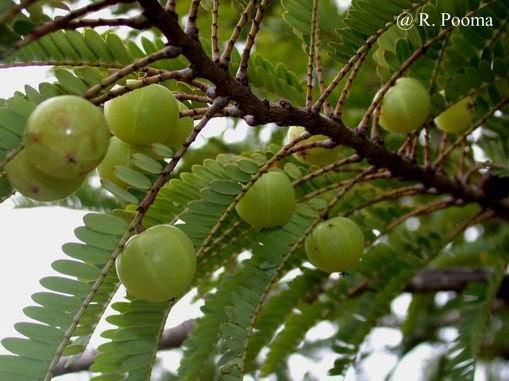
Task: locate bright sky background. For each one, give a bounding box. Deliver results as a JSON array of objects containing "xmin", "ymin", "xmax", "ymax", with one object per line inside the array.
[{"xmin": 0, "ymin": 0, "xmax": 490, "ymax": 380}]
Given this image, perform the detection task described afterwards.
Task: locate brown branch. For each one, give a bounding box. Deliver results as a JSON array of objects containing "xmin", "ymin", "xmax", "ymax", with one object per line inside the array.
[
  {"xmin": 305, "ymin": 0, "xmax": 319, "ymax": 108},
  {"xmin": 211, "ymin": 0, "xmax": 220, "ymax": 62},
  {"xmin": 89, "ymin": 68, "xmax": 194, "ymax": 105},
  {"xmin": 84, "ymin": 46, "xmax": 182, "ymax": 99},
  {"xmin": 219, "ymin": 0, "xmax": 256, "ymax": 67},
  {"xmin": 137, "ymin": 0, "xmax": 509, "ymax": 221},
  {"xmin": 236, "ymin": 0, "xmax": 270, "ymax": 83},
  {"xmin": 65, "ymin": 16, "xmax": 150, "ymax": 30}
]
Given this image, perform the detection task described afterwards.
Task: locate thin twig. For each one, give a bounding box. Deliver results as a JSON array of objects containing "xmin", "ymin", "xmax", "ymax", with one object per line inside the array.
[
  {"xmin": 333, "ymin": 51, "xmax": 368, "ymax": 119},
  {"xmin": 0, "ymin": 60, "xmax": 125, "ymax": 70},
  {"xmin": 90, "ymin": 68, "xmax": 194, "ymax": 105},
  {"xmin": 196, "ymin": 130, "xmax": 312, "ymax": 259},
  {"xmin": 236, "ymin": 0, "xmax": 271, "ymax": 83},
  {"xmin": 211, "ymin": 0, "xmax": 220, "ymax": 62},
  {"xmin": 313, "ymin": 9, "xmax": 331, "ymax": 115},
  {"xmin": 84, "ymin": 46, "xmax": 182, "ymax": 99},
  {"xmin": 292, "ymin": 154, "xmax": 361, "ymax": 186},
  {"xmin": 387, "ymin": 197, "xmax": 456, "ymax": 231},
  {"xmin": 219, "ymin": 0, "xmax": 256, "ymax": 67},
  {"xmin": 186, "ymin": 0, "xmax": 201, "ymax": 37},
  {"xmin": 0, "ymin": 0, "xmax": 135, "ymax": 60},
  {"xmin": 65, "ymin": 16, "xmax": 149, "ymax": 30},
  {"xmin": 0, "ymin": 144, "xmax": 24, "ymax": 171},
  {"xmin": 305, "ymin": 0, "xmax": 319, "ymax": 109},
  {"xmin": 345, "ymin": 184, "xmax": 425, "ymax": 217}
]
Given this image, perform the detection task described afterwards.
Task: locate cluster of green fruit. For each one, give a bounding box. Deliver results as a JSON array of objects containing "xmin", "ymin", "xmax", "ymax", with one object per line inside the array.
[
  {"xmin": 3, "ymin": 85, "xmax": 196, "ymax": 303},
  {"xmin": 99, "ymin": 82, "xmax": 193, "ymax": 188},
  {"xmin": 6, "ymin": 95, "xmax": 111, "ymax": 201},
  {"xmin": 5, "ymin": 83, "xmax": 193, "ymax": 202},
  {"xmin": 123, "ymin": 168, "xmax": 366, "ymax": 303},
  {"xmin": 377, "ymin": 77, "xmax": 474, "ymax": 134},
  {"xmin": 235, "ymin": 170, "xmax": 365, "ymax": 275}
]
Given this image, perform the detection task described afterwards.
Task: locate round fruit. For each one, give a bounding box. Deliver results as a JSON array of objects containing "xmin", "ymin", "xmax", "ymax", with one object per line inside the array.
[
  {"xmin": 378, "ymin": 77, "xmax": 431, "ymax": 134},
  {"xmin": 116, "ymin": 225, "xmax": 196, "ymax": 302},
  {"xmin": 24, "ymin": 95, "xmax": 110, "ymax": 179},
  {"xmin": 235, "ymin": 171, "xmax": 295, "ymax": 228},
  {"xmin": 305, "ymin": 216, "xmax": 365, "ymax": 273},
  {"xmin": 434, "ymin": 97, "xmax": 473, "ymax": 134},
  {"xmin": 104, "ymin": 84, "xmax": 179, "ymax": 147},
  {"xmin": 167, "ymin": 102, "xmax": 194, "ymax": 150},
  {"xmin": 287, "ymin": 126, "xmax": 343, "ymax": 166},
  {"xmin": 97, "ymin": 136, "xmax": 133, "ymax": 188},
  {"xmin": 5, "ymin": 150, "xmax": 85, "ymax": 201}
]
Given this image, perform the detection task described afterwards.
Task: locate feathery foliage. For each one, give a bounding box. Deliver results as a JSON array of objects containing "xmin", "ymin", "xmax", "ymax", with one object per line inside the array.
[{"xmin": 1, "ymin": 0, "xmax": 508, "ymax": 380}]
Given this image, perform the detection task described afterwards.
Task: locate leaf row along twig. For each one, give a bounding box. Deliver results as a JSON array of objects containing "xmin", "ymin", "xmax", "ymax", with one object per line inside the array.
[
  {"xmin": 0, "ymin": 0, "xmax": 139, "ymax": 61},
  {"xmin": 238, "ymin": 168, "xmax": 377, "ymax": 373},
  {"xmin": 42, "ymin": 97, "xmax": 229, "ymax": 380}
]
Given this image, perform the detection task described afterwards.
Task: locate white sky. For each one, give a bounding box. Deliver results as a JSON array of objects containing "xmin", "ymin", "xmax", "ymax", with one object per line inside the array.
[{"xmin": 0, "ymin": 0, "xmax": 490, "ymax": 380}]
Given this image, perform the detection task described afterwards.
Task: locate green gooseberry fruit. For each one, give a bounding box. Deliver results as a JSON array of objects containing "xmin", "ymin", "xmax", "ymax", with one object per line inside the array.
[
  {"xmin": 116, "ymin": 224, "xmax": 196, "ymax": 303},
  {"xmin": 235, "ymin": 171, "xmax": 295, "ymax": 228},
  {"xmin": 287, "ymin": 126, "xmax": 343, "ymax": 166},
  {"xmin": 167, "ymin": 102, "xmax": 194, "ymax": 151},
  {"xmin": 5, "ymin": 150, "xmax": 85, "ymax": 201},
  {"xmin": 434, "ymin": 97, "xmax": 474, "ymax": 134},
  {"xmin": 379, "ymin": 77, "xmax": 431, "ymax": 134},
  {"xmin": 24, "ymin": 95, "xmax": 110, "ymax": 179},
  {"xmin": 104, "ymin": 84, "xmax": 179, "ymax": 147},
  {"xmin": 305, "ymin": 216, "xmax": 365, "ymax": 273},
  {"xmin": 97, "ymin": 136, "xmax": 133, "ymax": 188}
]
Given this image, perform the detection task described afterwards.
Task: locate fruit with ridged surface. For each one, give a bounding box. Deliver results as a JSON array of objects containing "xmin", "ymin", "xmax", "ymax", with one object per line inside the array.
[
  {"xmin": 104, "ymin": 83, "xmax": 179, "ymax": 147},
  {"xmin": 378, "ymin": 77, "xmax": 430, "ymax": 134},
  {"xmin": 235, "ymin": 171, "xmax": 295, "ymax": 228},
  {"xmin": 24, "ymin": 95, "xmax": 110, "ymax": 179},
  {"xmin": 116, "ymin": 225, "xmax": 196, "ymax": 302},
  {"xmin": 305, "ymin": 217, "xmax": 365, "ymax": 273},
  {"xmin": 434, "ymin": 97, "xmax": 474, "ymax": 134},
  {"xmin": 6, "ymin": 150, "xmax": 85, "ymax": 201}
]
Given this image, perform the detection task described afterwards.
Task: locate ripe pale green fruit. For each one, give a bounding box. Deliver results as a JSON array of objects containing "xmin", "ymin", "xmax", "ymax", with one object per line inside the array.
[
  {"xmin": 434, "ymin": 97, "xmax": 474, "ymax": 134},
  {"xmin": 97, "ymin": 136, "xmax": 133, "ymax": 188},
  {"xmin": 287, "ymin": 126, "xmax": 343, "ymax": 166},
  {"xmin": 379, "ymin": 77, "xmax": 431, "ymax": 134},
  {"xmin": 235, "ymin": 171, "xmax": 295, "ymax": 228},
  {"xmin": 5, "ymin": 150, "xmax": 85, "ymax": 201},
  {"xmin": 116, "ymin": 225, "xmax": 196, "ymax": 302},
  {"xmin": 167, "ymin": 102, "xmax": 194, "ymax": 150},
  {"xmin": 305, "ymin": 217, "xmax": 365, "ymax": 273},
  {"xmin": 104, "ymin": 84, "xmax": 179, "ymax": 147},
  {"xmin": 24, "ymin": 95, "xmax": 110, "ymax": 179}
]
